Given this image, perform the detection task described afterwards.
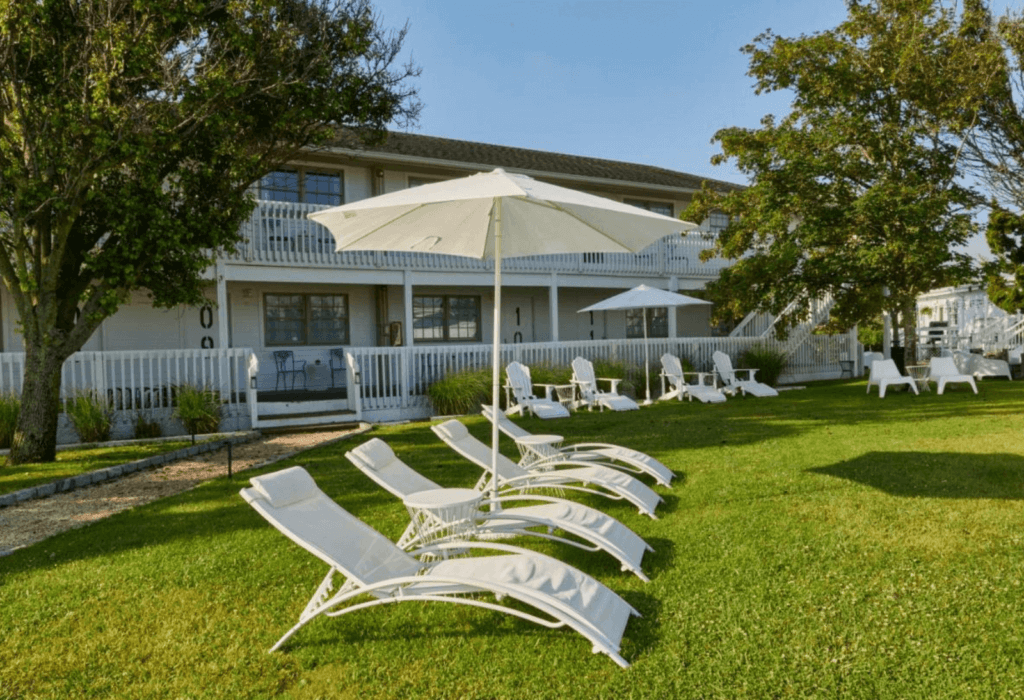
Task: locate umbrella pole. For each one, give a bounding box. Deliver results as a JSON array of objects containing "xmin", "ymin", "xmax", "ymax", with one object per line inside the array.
[
  {"xmin": 490, "ymin": 197, "xmax": 503, "ymax": 505},
  {"xmin": 643, "ymin": 308, "xmax": 652, "ymax": 405}
]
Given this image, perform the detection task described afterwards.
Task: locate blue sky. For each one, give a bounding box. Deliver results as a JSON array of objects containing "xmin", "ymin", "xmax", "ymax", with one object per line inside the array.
[{"xmin": 373, "ymin": 0, "xmax": 1007, "ymax": 258}]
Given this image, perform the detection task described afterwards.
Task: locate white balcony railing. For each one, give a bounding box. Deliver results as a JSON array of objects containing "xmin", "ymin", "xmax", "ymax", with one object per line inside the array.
[{"xmin": 228, "ymin": 200, "xmax": 730, "ymax": 279}]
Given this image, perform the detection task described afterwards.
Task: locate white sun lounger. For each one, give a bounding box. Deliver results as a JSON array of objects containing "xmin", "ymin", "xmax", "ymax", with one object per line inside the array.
[
  {"xmin": 659, "ymin": 353, "xmax": 727, "ymax": 404},
  {"xmin": 712, "ymin": 351, "xmax": 779, "ymax": 398},
  {"xmin": 346, "ymin": 439, "xmax": 653, "ymax": 581},
  {"xmin": 240, "ymin": 466, "xmax": 640, "ymax": 667},
  {"xmin": 504, "ymin": 361, "xmax": 570, "ymax": 419},
  {"xmin": 431, "ymin": 419, "xmax": 662, "ymax": 518},
  {"xmin": 866, "ymin": 359, "xmax": 919, "ymax": 398},
  {"xmin": 482, "ymin": 404, "xmax": 674, "ymax": 487},
  {"xmin": 928, "ymin": 356, "xmax": 978, "ymax": 395},
  {"xmin": 570, "ymin": 357, "xmax": 639, "ymax": 412}
]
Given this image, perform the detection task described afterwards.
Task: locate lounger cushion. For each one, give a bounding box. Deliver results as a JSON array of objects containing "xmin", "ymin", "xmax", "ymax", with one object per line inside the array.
[
  {"xmin": 250, "ymin": 466, "xmax": 320, "ymax": 508},
  {"xmin": 358, "ymin": 438, "xmax": 399, "ymax": 472}
]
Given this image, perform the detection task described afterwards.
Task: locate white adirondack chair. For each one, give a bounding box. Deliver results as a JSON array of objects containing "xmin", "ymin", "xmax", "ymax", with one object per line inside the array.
[
  {"xmin": 504, "ymin": 361, "xmax": 570, "ymax": 419},
  {"xmin": 712, "ymin": 351, "xmax": 779, "ymax": 398},
  {"xmin": 659, "ymin": 353, "xmax": 726, "ymax": 404},
  {"xmin": 866, "ymin": 359, "xmax": 919, "ymax": 398},
  {"xmin": 570, "ymin": 357, "xmax": 639, "ymax": 412}
]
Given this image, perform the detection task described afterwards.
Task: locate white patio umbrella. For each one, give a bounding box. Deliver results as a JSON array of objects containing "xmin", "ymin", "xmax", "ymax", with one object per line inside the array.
[
  {"xmin": 309, "ymin": 168, "xmax": 698, "ymax": 499},
  {"xmin": 578, "ymin": 285, "xmax": 711, "ymax": 405}
]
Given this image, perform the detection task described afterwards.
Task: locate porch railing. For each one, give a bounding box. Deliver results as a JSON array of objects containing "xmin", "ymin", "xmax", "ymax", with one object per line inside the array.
[
  {"xmin": 0, "ymin": 348, "xmax": 259, "ymax": 434},
  {"xmin": 229, "ymin": 200, "xmax": 731, "ymax": 279}
]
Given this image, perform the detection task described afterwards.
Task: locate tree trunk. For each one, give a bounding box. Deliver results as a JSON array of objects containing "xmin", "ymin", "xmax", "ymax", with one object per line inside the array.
[
  {"xmin": 900, "ymin": 297, "xmax": 919, "ymax": 369},
  {"xmin": 9, "ymin": 343, "xmax": 67, "ymax": 465}
]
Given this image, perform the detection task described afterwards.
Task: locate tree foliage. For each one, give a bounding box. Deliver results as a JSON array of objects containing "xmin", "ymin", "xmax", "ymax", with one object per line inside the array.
[
  {"xmin": 982, "ymin": 206, "xmax": 1024, "ymax": 313},
  {"xmin": 683, "ymin": 0, "xmax": 982, "ymax": 352},
  {"xmin": 0, "ymin": 0, "xmax": 419, "ymax": 463}
]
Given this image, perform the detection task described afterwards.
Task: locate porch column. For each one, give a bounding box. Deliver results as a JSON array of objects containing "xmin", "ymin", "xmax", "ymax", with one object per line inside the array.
[
  {"xmin": 403, "ymin": 270, "xmax": 414, "ymax": 347},
  {"xmin": 667, "ymin": 275, "xmax": 679, "ymax": 338},
  {"xmin": 549, "ymin": 273, "xmax": 559, "ymax": 343},
  {"xmin": 216, "ymin": 261, "xmax": 229, "ymax": 349}
]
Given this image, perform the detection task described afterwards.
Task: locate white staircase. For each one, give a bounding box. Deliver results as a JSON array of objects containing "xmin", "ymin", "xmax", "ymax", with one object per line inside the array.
[{"xmin": 730, "ymin": 293, "xmax": 836, "ymax": 358}]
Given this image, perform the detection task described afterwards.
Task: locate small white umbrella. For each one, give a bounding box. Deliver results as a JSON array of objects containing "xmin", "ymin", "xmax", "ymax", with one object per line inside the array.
[
  {"xmin": 578, "ymin": 285, "xmax": 711, "ymax": 404},
  {"xmin": 309, "ymin": 168, "xmax": 698, "ymax": 498}
]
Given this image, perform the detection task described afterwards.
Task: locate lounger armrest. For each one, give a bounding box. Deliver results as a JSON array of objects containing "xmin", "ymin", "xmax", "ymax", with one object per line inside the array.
[
  {"xmin": 597, "ymin": 377, "xmax": 622, "ymax": 392},
  {"xmin": 415, "ymin": 540, "xmax": 556, "ymax": 559},
  {"xmin": 735, "ymin": 368, "xmax": 758, "ymax": 381}
]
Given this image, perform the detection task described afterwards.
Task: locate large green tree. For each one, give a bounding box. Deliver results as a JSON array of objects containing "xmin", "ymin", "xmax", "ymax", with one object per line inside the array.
[
  {"xmin": 684, "ymin": 0, "xmax": 983, "ymax": 362},
  {"xmin": 0, "ymin": 0, "xmax": 419, "ymax": 464}
]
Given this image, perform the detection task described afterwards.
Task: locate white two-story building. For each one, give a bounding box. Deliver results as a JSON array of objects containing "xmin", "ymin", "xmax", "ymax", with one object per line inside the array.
[{"xmin": 0, "ymin": 132, "xmax": 855, "ymax": 439}]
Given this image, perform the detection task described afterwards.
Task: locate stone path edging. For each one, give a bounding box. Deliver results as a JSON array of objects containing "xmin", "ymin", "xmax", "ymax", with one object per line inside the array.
[{"xmin": 0, "ymin": 432, "xmax": 260, "ymax": 509}]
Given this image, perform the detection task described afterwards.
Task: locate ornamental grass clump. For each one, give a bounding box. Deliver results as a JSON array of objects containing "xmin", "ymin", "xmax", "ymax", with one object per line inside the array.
[
  {"xmin": 739, "ymin": 343, "xmax": 788, "ymax": 387},
  {"xmin": 66, "ymin": 391, "xmax": 114, "ymax": 443},
  {"xmin": 427, "ymin": 368, "xmax": 491, "ymax": 416},
  {"xmin": 173, "ymin": 385, "xmax": 222, "ymax": 440},
  {"xmin": 0, "ymin": 391, "xmax": 20, "ymax": 449}
]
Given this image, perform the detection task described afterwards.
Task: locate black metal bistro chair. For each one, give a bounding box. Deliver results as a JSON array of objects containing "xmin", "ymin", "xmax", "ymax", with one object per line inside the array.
[
  {"xmin": 329, "ymin": 348, "xmax": 346, "ymax": 388},
  {"xmin": 273, "ymin": 350, "xmax": 307, "ymax": 391}
]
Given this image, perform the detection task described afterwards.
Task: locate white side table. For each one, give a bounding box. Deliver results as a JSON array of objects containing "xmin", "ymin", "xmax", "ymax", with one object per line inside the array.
[
  {"xmin": 513, "ymin": 434, "xmax": 565, "ymax": 469},
  {"xmin": 402, "ymin": 488, "xmax": 482, "ymax": 545}
]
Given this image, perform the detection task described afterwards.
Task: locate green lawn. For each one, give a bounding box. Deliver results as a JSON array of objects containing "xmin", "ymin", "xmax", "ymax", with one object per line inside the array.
[
  {"xmin": 0, "ymin": 439, "xmax": 206, "ymax": 496},
  {"xmin": 2, "ymin": 379, "xmax": 1023, "ymax": 699}
]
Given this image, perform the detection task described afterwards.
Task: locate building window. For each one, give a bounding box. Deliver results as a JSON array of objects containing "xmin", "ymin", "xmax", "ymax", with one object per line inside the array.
[
  {"xmin": 708, "ymin": 211, "xmax": 730, "ymax": 234},
  {"xmin": 260, "ymin": 169, "xmax": 343, "ymax": 205},
  {"xmin": 265, "ymin": 293, "xmax": 349, "ymax": 346},
  {"xmin": 624, "ymin": 198, "xmax": 674, "ymax": 218},
  {"xmin": 412, "ymin": 295, "xmax": 481, "ymax": 342},
  {"xmin": 626, "ymin": 308, "xmax": 668, "ymax": 338}
]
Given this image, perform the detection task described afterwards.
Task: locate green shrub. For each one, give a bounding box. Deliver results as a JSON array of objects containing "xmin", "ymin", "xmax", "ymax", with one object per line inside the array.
[
  {"xmin": 0, "ymin": 392, "xmax": 20, "ymax": 449},
  {"xmin": 738, "ymin": 344, "xmax": 788, "ymax": 387},
  {"xmin": 173, "ymin": 385, "xmax": 222, "ymax": 437},
  {"xmin": 67, "ymin": 391, "xmax": 114, "ymax": 443},
  {"xmin": 427, "ymin": 368, "xmax": 492, "ymax": 416},
  {"xmin": 133, "ymin": 411, "xmax": 163, "ymax": 439},
  {"xmin": 526, "ymin": 363, "xmax": 573, "ymax": 386}
]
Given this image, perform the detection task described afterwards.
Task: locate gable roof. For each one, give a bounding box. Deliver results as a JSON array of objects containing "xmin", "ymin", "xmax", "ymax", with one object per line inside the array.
[{"xmin": 325, "ymin": 130, "xmax": 740, "ymax": 195}]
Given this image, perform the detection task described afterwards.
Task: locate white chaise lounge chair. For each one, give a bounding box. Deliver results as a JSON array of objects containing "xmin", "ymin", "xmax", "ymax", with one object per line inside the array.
[
  {"xmin": 431, "ymin": 419, "xmax": 662, "ymax": 518},
  {"xmin": 866, "ymin": 359, "xmax": 919, "ymax": 398},
  {"xmin": 711, "ymin": 351, "xmax": 779, "ymax": 398},
  {"xmin": 944, "ymin": 349, "xmax": 1013, "ymax": 381},
  {"xmin": 482, "ymin": 404, "xmax": 674, "ymax": 487},
  {"xmin": 346, "ymin": 439, "xmax": 654, "ymax": 581},
  {"xmin": 928, "ymin": 356, "xmax": 978, "ymax": 395},
  {"xmin": 504, "ymin": 361, "xmax": 570, "ymax": 419},
  {"xmin": 659, "ymin": 353, "xmax": 727, "ymax": 404},
  {"xmin": 240, "ymin": 466, "xmax": 640, "ymax": 667},
  {"xmin": 570, "ymin": 357, "xmax": 639, "ymax": 412}
]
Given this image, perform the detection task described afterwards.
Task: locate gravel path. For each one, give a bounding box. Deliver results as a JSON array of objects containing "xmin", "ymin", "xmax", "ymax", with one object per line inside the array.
[{"xmin": 0, "ymin": 427, "xmax": 366, "ymax": 555}]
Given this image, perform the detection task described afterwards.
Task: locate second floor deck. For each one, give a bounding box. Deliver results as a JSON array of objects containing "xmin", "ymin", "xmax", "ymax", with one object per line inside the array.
[{"xmin": 227, "ymin": 200, "xmax": 731, "ymax": 280}]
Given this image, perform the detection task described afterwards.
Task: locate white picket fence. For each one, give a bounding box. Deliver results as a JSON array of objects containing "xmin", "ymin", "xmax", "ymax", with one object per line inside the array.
[
  {"xmin": 348, "ymin": 333, "xmax": 858, "ymax": 421},
  {"xmin": 0, "ymin": 348, "xmax": 259, "ymax": 442},
  {"xmin": 0, "ymin": 333, "xmax": 858, "ymax": 436}
]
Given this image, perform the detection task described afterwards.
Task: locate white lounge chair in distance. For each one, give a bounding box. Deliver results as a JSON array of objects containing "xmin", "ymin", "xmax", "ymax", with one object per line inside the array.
[
  {"xmin": 240, "ymin": 466, "xmax": 640, "ymax": 667},
  {"xmin": 928, "ymin": 356, "xmax": 978, "ymax": 395},
  {"xmin": 504, "ymin": 361, "xmax": 570, "ymax": 419},
  {"xmin": 866, "ymin": 359, "xmax": 919, "ymax": 398},
  {"xmin": 659, "ymin": 353, "xmax": 727, "ymax": 404},
  {"xmin": 570, "ymin": 357, "xmax": 639, "ymax": 412},
  {"xmin": 483, "ymin": 404, "xmax": 674, "ymax": 487},
  {"xmin": 711, "ymin": 351, "xmax": 779, "ymax": 398},
  {"xmin": 346, "ymin": 438, "xmax": 654, "ymax": 581},
  {"xmin": 432, "ymin": 419, "xmax": 662, "ymax": 518},
  {"xmin": 944, "ymin": 348, "xmax": 1013, "ymax": 381}
]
